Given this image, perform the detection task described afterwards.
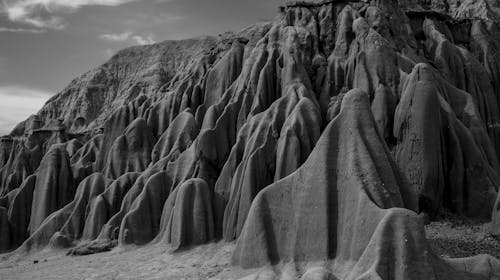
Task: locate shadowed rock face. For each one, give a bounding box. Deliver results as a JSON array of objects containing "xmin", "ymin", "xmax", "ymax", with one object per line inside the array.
[
  {"xmin": 155, "ymin": 178, "xmax": 215, "ymax": 250},
  {"xmin": 3, "ymin": 0, "xmax": 500, "ymax": 279},
  {"xmin": 28, "ymin": 145, "xmax": 76, "ymax": 234},
  {"xmin": 103, "ymin": 118, "xmax": 156, "ymax": 179},
  {"xmin": 233, "ymin": 89, "xmax": 405, "ymax": 268},
  {"xmin": 394, "ymin": 63, "xmax": 500, "ymax": 218}
]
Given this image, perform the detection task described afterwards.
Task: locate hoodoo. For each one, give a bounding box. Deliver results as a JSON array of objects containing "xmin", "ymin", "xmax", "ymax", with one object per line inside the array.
[{"xmin": 2, "ymin": 0, "xmax": 500, "ymax": 279}]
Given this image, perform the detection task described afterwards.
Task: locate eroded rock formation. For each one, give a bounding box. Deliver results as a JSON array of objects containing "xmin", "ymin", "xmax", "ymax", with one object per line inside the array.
[{"xmin": 2, "ymin": 0, "xmax": 500, "ymax": 279}]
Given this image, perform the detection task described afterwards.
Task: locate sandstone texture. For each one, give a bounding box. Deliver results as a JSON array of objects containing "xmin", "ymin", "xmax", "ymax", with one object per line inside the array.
[{"xmin": 2, "ymin": 0, "xmax": 500, "ymax": 279}]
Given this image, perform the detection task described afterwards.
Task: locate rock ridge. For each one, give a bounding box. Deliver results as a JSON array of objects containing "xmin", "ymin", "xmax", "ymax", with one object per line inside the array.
[{"xmin": 2, "ymin": 0, "xmax": 500, "ymax": 279}]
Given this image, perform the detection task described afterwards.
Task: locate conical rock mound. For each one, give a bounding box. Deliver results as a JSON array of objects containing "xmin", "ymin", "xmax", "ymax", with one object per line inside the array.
[
  {"xmin": 104, "ymin": 118, "xmax": 156, "ymax": 179},
  {"xmin": 233, "ymin": 89, "xmax": 493, "ymax": 279},
  {"xmin": 156, "ymin": 178, "xmax": 214, "ymax": 250},
  {"xmin": 81, "ymin": 172, "xmax": 140, "ymax": 241},
  {"xmin": 28, "ymin": 145, "xmax": 76, "ymax": 234},
  {"xmin": 2, "ymin": 0, "xmax": 500, "ymax": 278},
  {"xmin": 394, "ymin": 63, "xmax": 500, "ymax": 217}
]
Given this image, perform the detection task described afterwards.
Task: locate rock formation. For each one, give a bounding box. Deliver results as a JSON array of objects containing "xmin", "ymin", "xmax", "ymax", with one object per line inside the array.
[
  {"xmin": 2, "ymin": 0, "xmax": 500, "ymax": 279},
  {"xmin": 155, "ymin": 178, "xmax": 215, "ymax": 250}
]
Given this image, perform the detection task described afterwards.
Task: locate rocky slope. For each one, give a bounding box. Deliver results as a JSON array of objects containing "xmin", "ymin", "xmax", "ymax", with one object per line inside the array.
[{"xmin": 2, "ymin": 0, "xmax": 500, "ymax": 279}]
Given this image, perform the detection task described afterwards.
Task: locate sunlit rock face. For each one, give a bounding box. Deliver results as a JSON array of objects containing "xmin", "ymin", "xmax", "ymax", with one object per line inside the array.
[{"xmin": 2, "ymin": 0, "xmax": 500, "ymax": 279}]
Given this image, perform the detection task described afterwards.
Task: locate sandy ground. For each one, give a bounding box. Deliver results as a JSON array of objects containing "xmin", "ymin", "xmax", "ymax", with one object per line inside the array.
[
  {"xmin": 3, "ymin": 213, "xmax": 500, "ymax": 280},
  {"xmin": 0, "ymin": 242, "xmax": 259, "ymax": 280},
  {"xmin": 425, "ymin": 212, "xmax": 500, "ymax": 260}
]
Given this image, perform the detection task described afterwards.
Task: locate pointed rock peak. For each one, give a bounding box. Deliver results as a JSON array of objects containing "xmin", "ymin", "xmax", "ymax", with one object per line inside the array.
[
  {"xmin": 406, "ymin": 62, "xmax": 436, "ymax": 83},
  {"xmin": 283, "ymin": 1, "xmax": 337, "ymax": 9},
  {"xmin": 353, "ymin": 17, "xmax": 371, "ymax": 39},
  {"xmin": 233, "ymin": 88, "xmax": 407, "ymax": 269},
  {"xmin": 157, "ymin": 178, "xmax": 214, "ymax": 250},
  {"xmin": 29, "ymin": 145, "xmax": 75, "ymax": 234},
  {"xmin": 124, "ymin": 118, "xmax": 151, "ymax": 137},
  {"xmin": 338, "ymin": 88, "xmax": 371, "ymax": 112}
]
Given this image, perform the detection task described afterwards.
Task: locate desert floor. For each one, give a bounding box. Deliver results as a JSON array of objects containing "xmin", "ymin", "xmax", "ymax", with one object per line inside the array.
[
  {"xmin": 2, "ymin": 215, "xmax": 500, "ymax": 280},
  {"xmin": 0, "ymin": 242, "xmax": 261, "ymax": 280}
]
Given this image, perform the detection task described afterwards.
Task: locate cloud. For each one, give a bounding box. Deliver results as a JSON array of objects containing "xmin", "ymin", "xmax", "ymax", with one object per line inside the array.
[
  {"xmin": 100, "ymin": 31, "xmax": 155, "ymax": 45},
  {"xmin": 1, "ymin": 0, "xmax": 145, "ymax": 30},
  {"xmin": 99, "ymin": 31, "xmax": 132, "ymax": 41},
  {"xmin": 131, "ymin": 33, "xmax": 154, "ymax": 45},
  {"xmin": 0, "ymin": 85, "xmax": 51, "ymax": 135},
  {"xmin": 0, "ymin": 26, "xmax": 45, "ymax": 33}
]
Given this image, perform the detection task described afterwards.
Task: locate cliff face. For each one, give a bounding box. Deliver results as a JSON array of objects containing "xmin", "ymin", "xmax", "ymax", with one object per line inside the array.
[
  {"xmin": 2, "ymin": 0, "xmax": 500, "ymax": 279},
  {"xmin": 9, "ymin": 27, "xmax": 267, "ymax": 137},
  {"xmin": 407, "ymin": 0, "xmax": 500, "ymax": 20}
]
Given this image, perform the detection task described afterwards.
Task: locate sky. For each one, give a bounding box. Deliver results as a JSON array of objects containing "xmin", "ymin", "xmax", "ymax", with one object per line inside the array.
[{"xmin": 0, "ymin": 0, "xmax": 285, "ymax": 135}]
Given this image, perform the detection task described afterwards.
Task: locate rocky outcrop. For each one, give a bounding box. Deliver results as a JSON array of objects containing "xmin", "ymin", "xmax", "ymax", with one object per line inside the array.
[
  {"xmin": 6, "ymin": 175, "xmax": 36, "ymax": 248},
  {"xmin": 155, "ymin": 178, "xmax": 214, "ymax": 250},
  {"xmin": 70, "ymin": 134, "xmax": 102, "ymax": 182},
  {"xmin": 3, "ymin": 0, "xmax": 500, "ymax": 278},
  {"xmin": 394, "ymin": 63, "xmax": 500, "ymax": 218},
  {"xmin": 0, "ymin": 207, "xmax": 10, "ymax": 252},
  {"xmin": 10, "ymin": 38, "xmax": 231, "ymax": 136},
  {"xmin": 119, "ymin": 171, "xmax": 172, "ymax": 245},
  {"xmin": 103, "ymin": 118, "xmax": 155, "ymax": 179},
  {"xmin": 12, "ymin": 173, "xmax": 109, "ymax": 251},
  {"xmin": 28, "ymin": 145, "xmax": 75, "ymax": 234},
  {"xmin": 81, "ymin": 172, "xmax": 140, "ymax": 241},
  {"xmin": 220, "ymin": 85, "xmax": 321, "ymax": 241},
  {"xmin": 150, "ymin": 109, "xmax": 199, "ymax": 164},
  {"xmin": 233, "ymin": 89, "xmax": 404, "ymax": 268},
  {"xmin": 232, "ymin": 89, "xmax": 493, "ymax": 279},
  {"xmin": 49, "ymin": 173, "xmax": 112, "ymax": 248},
  {"xmin": 0, "ymin": 138, "xmax": 40, "ymax": 197}
]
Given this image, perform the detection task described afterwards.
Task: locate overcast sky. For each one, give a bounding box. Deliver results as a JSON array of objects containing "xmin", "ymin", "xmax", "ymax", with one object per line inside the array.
[{"xmin": 0, "ymin": 0, "xmax": 285, "ymax": 135}]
